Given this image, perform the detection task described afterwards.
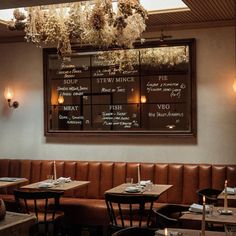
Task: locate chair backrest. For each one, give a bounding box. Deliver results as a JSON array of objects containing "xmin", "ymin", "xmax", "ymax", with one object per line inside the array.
[
  {"xmin": 153, "ymin": 204, "xmax": 189, "ymax": 229},
  {"xmin": 14, "ymin": 189, "xmax": 63, "ymax": 223},
  {"xmin": 105, "ymin": 193, "xmax": 158, "ymax": 232},
  {"xmin": 196, "ymin": 188, "xmax": 222, "ymax": 205}
]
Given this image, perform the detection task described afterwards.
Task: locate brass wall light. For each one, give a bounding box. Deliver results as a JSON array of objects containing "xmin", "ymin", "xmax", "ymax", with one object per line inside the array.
[{"xmin": 4, "ymin": 87, "xmax": 19, "ymax": 109}]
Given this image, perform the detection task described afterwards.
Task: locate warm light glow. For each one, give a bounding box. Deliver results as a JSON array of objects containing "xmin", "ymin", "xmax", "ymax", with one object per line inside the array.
[
  {"xmin": 203, "ymin": 195, "xmax": 205, "ymax": 204},
  {"xmin": 166, "ymin": 125, "xmax": 176, "ymax": 129},
  {"xmin": 4, "ymin": 87, "xmax": 14, "ymax": 100},
  {"xmin": 225, "ymin": 180, "xmax": 228, "ymax": 187},
  {"xmin": 141, "ymin": 95, "xmax": 147, "ymax": 103},
  {"xmin": 233, "ymin": 79, "xmax": 236, "ymax": 93},
  {"xmin": 164, "ymin": 228, "xmax": 168, "ymax": 236},
  {"xmin": 58, "ymin": 95, "xmax": 64, "ymax": 104}
]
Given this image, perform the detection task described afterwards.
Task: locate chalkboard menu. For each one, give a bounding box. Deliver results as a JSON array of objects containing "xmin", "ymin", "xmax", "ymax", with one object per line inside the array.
[{"xmin": 43, "ymin": 39, "xmax": 196, "ymax": 136}]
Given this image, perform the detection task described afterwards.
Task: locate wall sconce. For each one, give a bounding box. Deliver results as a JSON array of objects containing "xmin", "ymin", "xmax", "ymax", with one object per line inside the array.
[
  {"xmin": 140, "ymin": 95, "xmax": 147, "ymax": 103},
  {"xmin": 4, "ymin": 87, "xmax": 19, "ymax": 109},
  {"xmin": 58, "ymin": 95, "xmax": 64, "ymax": 105}
]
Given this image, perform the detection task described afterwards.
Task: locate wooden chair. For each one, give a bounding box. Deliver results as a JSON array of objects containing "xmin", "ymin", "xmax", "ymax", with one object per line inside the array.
[
  {"xmin": 14, "ymin": 189, "xmax": 64, "ymax": 236},
  {"xmin": 196, "ymin": 188, "xmax": 222, "ymax": 205},
  {"xmin": 153, "ymin": 204, "xmax": 189, "ymax": 229},
  {"xmin": 112, "ymin": 226, "xmax": 157, "ymax": 236},
  {"xmin": 196, "ymin": 188, "xmax": 223, "ymax": 231},
  {"xmin": 105, "ymin": 193, "xmax": 158, "ymax": 235}
]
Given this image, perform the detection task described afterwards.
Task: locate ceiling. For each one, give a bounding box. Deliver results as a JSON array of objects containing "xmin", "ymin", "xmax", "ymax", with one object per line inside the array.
[{"xmin": 0, "ymin": 0, "xmax": 235, "ymax": 43}]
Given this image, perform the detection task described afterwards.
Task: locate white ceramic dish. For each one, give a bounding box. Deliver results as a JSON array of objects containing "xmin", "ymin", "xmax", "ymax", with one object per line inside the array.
[
  {"xmin": 125, "ymin": 186, "xmax": 140, "ymax": 193},
  {"xmin": 38, "ymin": 182, "xmax": 54, "ymax": 188}
]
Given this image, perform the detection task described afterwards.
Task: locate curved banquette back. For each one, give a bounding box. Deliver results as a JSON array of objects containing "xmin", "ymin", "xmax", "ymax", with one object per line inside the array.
[{"xmin": 0, "ymin": 159, "xmax": 235, "ymax": 205}]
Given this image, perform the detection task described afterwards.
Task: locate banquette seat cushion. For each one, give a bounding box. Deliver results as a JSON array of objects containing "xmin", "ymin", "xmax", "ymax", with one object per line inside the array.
[{"xmin": 0, "ymin": 159, "xmax": 235, "ymax": 226}]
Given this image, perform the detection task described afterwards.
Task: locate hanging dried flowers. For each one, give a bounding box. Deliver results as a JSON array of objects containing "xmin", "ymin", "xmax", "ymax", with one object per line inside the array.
[
  {"xmin": 140, "ymin": 46, "xmax": 189, "ymax": 68},
  {"xmin": 8, "ymin": 0, "xmax": 148, "ymax": 59}
]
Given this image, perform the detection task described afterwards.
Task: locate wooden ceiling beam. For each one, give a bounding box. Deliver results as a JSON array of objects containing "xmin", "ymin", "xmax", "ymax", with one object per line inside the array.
[{"xmin": 146, "ymin": 20, "xmax": 235, "ymax": 33}]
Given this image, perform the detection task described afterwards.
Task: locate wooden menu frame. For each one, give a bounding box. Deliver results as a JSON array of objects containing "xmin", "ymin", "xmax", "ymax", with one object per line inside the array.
[{"xmin": 43, "ymin": 38, "xmax": 196, "ymax": 137}]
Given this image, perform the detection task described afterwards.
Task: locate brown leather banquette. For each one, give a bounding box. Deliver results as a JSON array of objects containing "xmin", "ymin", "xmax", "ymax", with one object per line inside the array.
[{"xmin": 0, "ymin": 159, "xmax": 235, "ymax": 226}]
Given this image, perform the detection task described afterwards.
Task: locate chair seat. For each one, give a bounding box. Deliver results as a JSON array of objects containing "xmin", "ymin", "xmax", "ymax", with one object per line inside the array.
[{"xmin": 115, "ymin": 216, "xmax": 155, "ymax": 228}]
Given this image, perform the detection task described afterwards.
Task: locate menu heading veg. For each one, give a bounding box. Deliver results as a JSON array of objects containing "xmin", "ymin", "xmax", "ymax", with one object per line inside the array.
[{"xmin": 44, "ymin": 39, "xmax": 196, "ymax": 137}]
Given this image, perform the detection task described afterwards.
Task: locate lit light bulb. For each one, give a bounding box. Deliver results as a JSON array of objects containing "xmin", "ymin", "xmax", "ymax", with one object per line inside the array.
[
  {"xmin": 233, "ymin": 79, "xmax": 236, "ymax": 93},
  {"xmin": 141, "ymin": 95, "xmax": 147, "ymax": 103},
  {"xmin": 4, "ymin": 87, "xmax": 14, "ymax": 100},
  {"xmin": 164, "ymin": 228, "xmax": 168, "ymax": 236},
  {"xmin": 58, "ymin": 95, "xmax": 64, "ymax": 104}
]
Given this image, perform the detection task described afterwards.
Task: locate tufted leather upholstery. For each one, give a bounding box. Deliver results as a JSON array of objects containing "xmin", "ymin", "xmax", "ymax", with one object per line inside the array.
[{"xmin": 0, "ymin": 159, "xmax": 235, "ymax": 226}]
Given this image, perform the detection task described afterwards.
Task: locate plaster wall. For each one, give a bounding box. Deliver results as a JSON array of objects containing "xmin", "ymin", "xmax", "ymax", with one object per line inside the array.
[{"xmin": 0, "ymin": 26, "xmax": 235, "ymax": 164}]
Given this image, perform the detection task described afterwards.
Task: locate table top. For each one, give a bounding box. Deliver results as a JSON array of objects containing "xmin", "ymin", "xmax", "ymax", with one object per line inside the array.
[
  {"xmin": 218, "ymin": 192, "xmax": 236, "ymax": 200},
  {"xmin": 0, "ymin": 211, "xmax": 36, "ymax": 231},
  {"xmin": 180, "ymin": 207, "xmax": 236, "ymax": 224},
  {"xmin": 0, "ymin": 178, "xmax": 28, "ymax": 189},
  {"xmin": 155, "ymin": 228, "xmax": 225, "ymax": 236},
  {"xmin": 20, "ymin": 180, "xmax": 90, "ymax": 192},
  {"xmin": 105, "ymin": 184, "xmax": 172, "ymax": 197}
]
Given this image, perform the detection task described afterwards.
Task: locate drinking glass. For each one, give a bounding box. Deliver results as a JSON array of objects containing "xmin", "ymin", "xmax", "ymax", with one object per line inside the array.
[
  {"xmin": 46, "ymin": 175, "xmax": 54, "ymax": 183},
  {"xmin": 207, "ymin": 205, "xmax": 214, "ymax": 216},
  {"xmin": 145, "ymin": 182, "xmax": 153, "ymax": 191},
  {"xmin": 58, "ymin": 179, "xmax": 66, "ymax": 187},
  {"xmin": 126, "ymin": 178, "xmax": 133, "ymax": 186}
]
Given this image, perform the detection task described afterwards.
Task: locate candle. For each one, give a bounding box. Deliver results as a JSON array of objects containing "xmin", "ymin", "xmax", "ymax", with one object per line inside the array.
[
  {"xmin": 201, "ymin": 195, "xmax": 205, "ymax": 236},
  {"xmin": 164, "ymin": 228, "xmax": 168, "ymax": 236},
  {"xmin": 137, "ymin": 164, "xmax": 140, "ymax": 184},
  {"xmin": 53, "ymin": 161, "xmax": 57, "ymax": 180},
  {"xmin": 224, "ymin": 179, "xmax": 228, "ymax": 209}
]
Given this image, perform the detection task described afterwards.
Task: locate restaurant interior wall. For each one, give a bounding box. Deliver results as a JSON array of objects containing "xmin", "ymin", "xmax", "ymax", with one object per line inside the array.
[{"xmin": 0, "ymin": 26, "xmax": 235, "ymax": 164}]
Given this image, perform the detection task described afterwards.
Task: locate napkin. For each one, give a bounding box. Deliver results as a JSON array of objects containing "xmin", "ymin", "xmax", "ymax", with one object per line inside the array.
[
  {"xmin": 140, "ymin": 180, "xmax": 151, "ymax": 186},
  {"xmin": 57, "ymin": 177, "xmax": 71, "ymax": 183},
  {"xmin": 189, "ymin": 203, "xmax": 210, "ymax": 213},
  {"xmin": 38, "ymin": 182, "xmax": 54, "ymax": 188},
  {"xmin": 224, "ymin": 187, "xmax": 236, "ymax": 195},
  {"xmin": 217, "ymin": 208, "xmax": 233, "ymax": 215}
]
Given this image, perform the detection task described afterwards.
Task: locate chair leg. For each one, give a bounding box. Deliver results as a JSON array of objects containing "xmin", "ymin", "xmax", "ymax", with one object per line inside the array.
[
  {"xmin": 53, "ymin": 218, "xmax": 66, "ymax": 236},
  {"xmin": 29, "ymin": 223, "xmax": 40, "ymax": 236}
]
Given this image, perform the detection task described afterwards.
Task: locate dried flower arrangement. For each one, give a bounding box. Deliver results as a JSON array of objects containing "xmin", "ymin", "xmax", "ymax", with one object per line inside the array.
[
  {"xmin": 96, "ymin": 49, "xmax": 139, "ymax": 71},
  {"xmin": 8, "ymin": 0, "xmax": 148, "ymax": 60},
  {"xmin": 95, "ymin": 46, "xmax": 189, "ymax": 72},
  {"xmin": 140, "ymin": 46, "xmax": 189, "ymax": 67}
]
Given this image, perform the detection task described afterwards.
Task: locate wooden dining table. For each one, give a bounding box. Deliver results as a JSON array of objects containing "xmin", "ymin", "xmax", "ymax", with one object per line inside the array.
[
  {"xmin": 180, "ymin": 206, "xmax": 236, "ymax": 225},
  {"xmin": 155, "ymin": 228, "xmax": 225, "ymax": 236},
  {"xmin": 0, "ymin": 211, "xmax": 36, "ymax": 236},
  {"xmin": 0, "ymin": 178, "xmax": 28, "ymax": 189},
  {"xmin": 20, "ymin": 180, "xmax": 90, "ymax": 192},
  {"xmin": 105, "ymin": 183, "xmax": 172, "ymax": 197}
]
